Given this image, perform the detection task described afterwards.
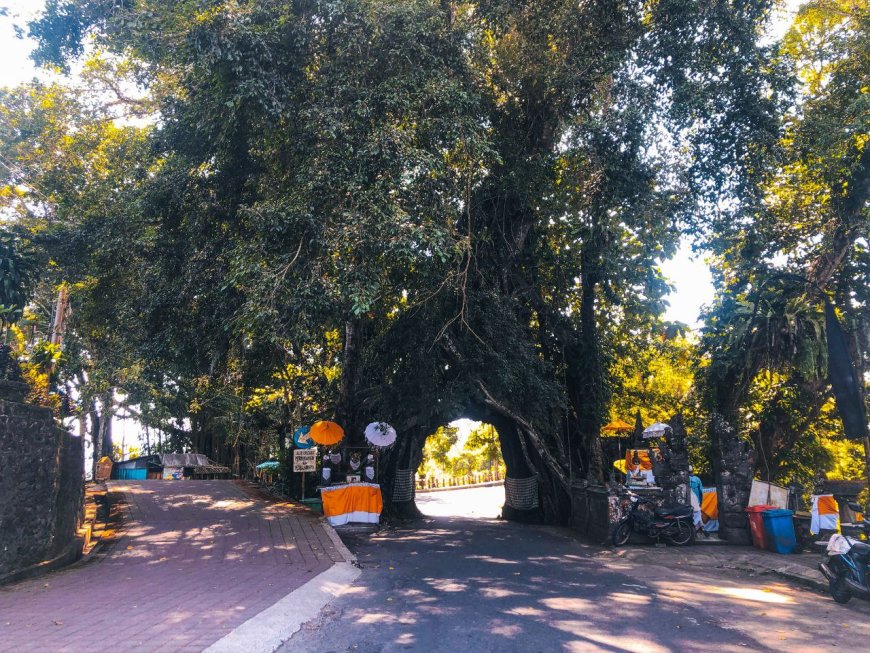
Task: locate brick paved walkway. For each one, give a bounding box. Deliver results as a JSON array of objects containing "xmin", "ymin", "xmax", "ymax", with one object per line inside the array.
[{"xmin": 0, "ymin": 480, "xmax": 344, "ymax": 652}]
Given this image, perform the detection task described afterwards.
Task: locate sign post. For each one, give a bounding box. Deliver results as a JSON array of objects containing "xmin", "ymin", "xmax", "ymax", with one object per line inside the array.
[{"xmin": 293, "ymin": 448, "xmax": 317, "ymax": 500}]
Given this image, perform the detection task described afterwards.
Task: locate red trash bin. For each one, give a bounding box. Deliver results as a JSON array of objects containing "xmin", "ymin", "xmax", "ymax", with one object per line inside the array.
[{"xmin": 746, "ymin": 505, "xmax": 776, "ymax": 549}]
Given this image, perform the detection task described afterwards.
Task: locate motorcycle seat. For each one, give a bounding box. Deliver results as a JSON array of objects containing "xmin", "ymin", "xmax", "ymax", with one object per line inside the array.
[
  {"xmin": 850, "ymin": 540, "xmax": 870, "ymax": 561},
  {"xmin": 655, "ymin": 505, "xmax": 693, "ymax": 519}
]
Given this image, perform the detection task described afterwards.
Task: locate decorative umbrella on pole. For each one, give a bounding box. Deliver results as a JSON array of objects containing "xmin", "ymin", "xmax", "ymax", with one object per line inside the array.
[
  {"xmin": 364, "ymin": 422, "xmax": 397, "ymax": 448},
  {"xmin": 309, "ymin": 420, "xmax": 345, "ymax": 446},
  {"xmin": 601, "ymin": 418, "xmax": 634, "ymax": 466},
  {"xmin": 601, "ymin": 419, "xmax": 634, "ymax": 436},
  {"xmin": 642, "ymin": 422, "xmax": 671, "ymax": 439}
]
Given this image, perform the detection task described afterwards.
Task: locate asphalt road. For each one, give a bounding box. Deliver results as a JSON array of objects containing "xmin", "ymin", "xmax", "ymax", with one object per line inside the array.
[
  {"xmin": 415, "ymin": 484, "xmax": 506, "ymax": 519},
  {"xmin": 282, "ymin": 486, "xmax": 870, "ymax": 653}
]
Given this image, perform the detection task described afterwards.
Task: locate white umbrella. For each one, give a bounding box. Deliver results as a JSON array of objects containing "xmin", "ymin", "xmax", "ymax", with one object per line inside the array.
[
  {"xmin": 365, "ymin": 422, "xmax": 397, "ymax": 447},
  {"xmin": 642, "ymin": 422, "xmax": 671, "ymax": 439}
]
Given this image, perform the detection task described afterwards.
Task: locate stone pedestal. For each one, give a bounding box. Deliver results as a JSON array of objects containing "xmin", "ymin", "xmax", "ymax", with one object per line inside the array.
[{"xmin": 571, "ymin": 482, "xmax": 619, "ymax": 543}]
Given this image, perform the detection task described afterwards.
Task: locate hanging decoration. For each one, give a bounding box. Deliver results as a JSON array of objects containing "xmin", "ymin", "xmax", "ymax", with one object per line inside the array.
[
  {"xmin": 364, "ymin": 453, "xmax": 376, "ymax": 482},
  {"xmin": 364, "ymin": 422, "xmax": 397, "ymax": 447}
]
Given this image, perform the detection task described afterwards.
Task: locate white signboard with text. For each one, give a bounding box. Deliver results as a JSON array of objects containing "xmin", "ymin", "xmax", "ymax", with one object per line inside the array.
[{"xmin": 293, "ymin": 448, "xmax": 317, "ymax": 473}]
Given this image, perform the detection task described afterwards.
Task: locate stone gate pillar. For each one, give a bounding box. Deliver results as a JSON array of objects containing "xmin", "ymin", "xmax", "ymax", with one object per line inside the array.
[
  {"xmin": 710, "ymin": 413, "xmax": 755, "ymax": 544},
  {"xmin": 651, "ymin": 413, "xmax": 690, "ymax": 507}
]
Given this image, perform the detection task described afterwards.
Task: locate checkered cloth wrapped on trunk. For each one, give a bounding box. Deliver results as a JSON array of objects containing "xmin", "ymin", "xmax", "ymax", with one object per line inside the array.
[
  {"xmin": 505, "ymin": 475, "xmax": 539, "ymax": 511},
  {"xmin": 392, "ymin": 468, "xmax": 415, "ymax": 502}
]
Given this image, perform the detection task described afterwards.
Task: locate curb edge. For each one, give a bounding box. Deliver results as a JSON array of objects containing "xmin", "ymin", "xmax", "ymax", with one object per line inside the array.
[{"xmin": 319, "ymin": 517, "xmax": 359, "ymax": 566}]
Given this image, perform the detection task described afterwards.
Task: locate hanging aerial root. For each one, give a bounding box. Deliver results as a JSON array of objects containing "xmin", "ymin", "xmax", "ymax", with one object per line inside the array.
[{"xmin": 478, "ymin": 381, "xmax": 570, "ymax": 490}]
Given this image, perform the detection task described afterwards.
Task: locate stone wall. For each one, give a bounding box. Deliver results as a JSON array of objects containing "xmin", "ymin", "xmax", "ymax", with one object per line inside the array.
[{"xmin": 0, "ymin": 384, "xmax": 84, "ymax": 578}]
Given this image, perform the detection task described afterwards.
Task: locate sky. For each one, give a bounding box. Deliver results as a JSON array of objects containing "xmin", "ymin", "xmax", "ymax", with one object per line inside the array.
[{"xmin": 1, "ymin": 1, "xmax": 43, "ymax": 86}]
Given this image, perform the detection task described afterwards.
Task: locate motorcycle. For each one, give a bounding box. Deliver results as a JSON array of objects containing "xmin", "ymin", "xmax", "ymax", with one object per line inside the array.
[
  {"xmin": 819, "ymin": 533, "xmax": 870, "ymax": 604},
  {"xmin": 611, "ymin": 491, "xmax": 695, "ymax": 547}
]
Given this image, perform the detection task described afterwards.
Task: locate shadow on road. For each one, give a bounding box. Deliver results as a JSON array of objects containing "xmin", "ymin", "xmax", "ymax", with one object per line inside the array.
[{"xmin": 285, "ymin": 514, "xmax": 798, "ymax": 652}]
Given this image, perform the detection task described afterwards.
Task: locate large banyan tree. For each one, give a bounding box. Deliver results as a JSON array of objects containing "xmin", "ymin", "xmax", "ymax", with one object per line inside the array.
[{"xmin": 13, "ymin": 0, "xmax": 784, "ymax": 522}]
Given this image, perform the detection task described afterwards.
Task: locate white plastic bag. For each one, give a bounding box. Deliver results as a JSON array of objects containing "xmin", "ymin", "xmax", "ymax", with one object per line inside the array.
[{"xmin": 826, "ymin": 533, "xmax": 853, "ymax": 555}]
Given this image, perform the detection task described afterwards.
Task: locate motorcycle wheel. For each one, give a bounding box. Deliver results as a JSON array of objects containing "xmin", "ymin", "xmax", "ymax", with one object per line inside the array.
[
  {"xmin": 665, "ymin": 520, "xmax": 695, "ymax": 546},
  {"xmin": 829, "ymin": 574, "xmax": 852, "ymax": 604},
  {"xmin": 611, "ymin": 520, "xmax": 632, "ymax": 547}
]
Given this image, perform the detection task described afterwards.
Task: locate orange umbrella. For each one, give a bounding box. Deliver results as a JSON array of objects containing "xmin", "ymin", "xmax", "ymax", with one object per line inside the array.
[
  {"xmin": 309, "ymin": 420, "xmax": 345, "ymax": 445},
  {"xmin": 601, "ymin": 419, "xmax": 634, "ymax": 437}
]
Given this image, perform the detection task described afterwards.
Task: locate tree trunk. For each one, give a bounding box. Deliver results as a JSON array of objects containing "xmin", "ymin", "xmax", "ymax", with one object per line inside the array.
[
  {"xmin": 573, "ymin": 246, "xmax": 606, "ymax": 484},
  {"xmin": 90, "ymin": 408, "xmax": 101, "ymax": 479},
  {"xmin": 99, "ymin": 392, "xmax": 114, "ymax": 460},
  {"xmin": 380, "ymin": 425, "xmax": 428, "ymax": 521},
  {"xmin": 337, "ymin": 317, "xmax": 364, "ymax": 445},
  {"xmin": 91, "ymin": 392, "xmax": 114, "ymax": 474}
]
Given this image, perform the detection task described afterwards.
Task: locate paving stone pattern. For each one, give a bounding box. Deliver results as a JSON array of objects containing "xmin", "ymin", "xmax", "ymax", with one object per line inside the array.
[{"xmin": 0, "ymin": 480, "xmax": 343, "ymax": 652}]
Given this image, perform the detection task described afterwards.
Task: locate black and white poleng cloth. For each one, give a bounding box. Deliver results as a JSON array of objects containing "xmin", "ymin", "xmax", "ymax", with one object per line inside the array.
[
  {"xmin": 505, "ymin": 475, "xmax": 539, "ymax": 511},
  {"xmin": 392, "ymin": 468, "xmax": 415, "ymax": 502}
]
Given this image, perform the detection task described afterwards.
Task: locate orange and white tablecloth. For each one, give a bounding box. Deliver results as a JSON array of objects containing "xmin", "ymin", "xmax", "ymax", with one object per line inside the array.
[{"xmin": 320, "ymin": 483, "xmax": 383, "ymax": 526}]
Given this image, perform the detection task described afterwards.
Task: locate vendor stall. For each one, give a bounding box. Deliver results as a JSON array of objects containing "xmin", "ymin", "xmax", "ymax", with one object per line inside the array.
[{"xmin": 321, "ymin": 483, "xmax": 383, "ymax": 526}]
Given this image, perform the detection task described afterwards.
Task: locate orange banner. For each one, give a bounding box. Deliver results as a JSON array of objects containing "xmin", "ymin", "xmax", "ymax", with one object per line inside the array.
[
  {"xmin": 817, "ymin": 494, "xmax": 839, "ymax": 515},
  {"xmin": 701, "ymin": 490, "xmax": 718, "ymax": 522}
]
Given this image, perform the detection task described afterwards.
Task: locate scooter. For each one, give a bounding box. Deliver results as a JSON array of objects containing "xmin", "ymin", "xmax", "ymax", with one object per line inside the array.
[
  {"xmin": 819, "ymin": 533, "xmax": 870, "ymax": 604},
  {"xmin": 611, "ymin": 491, "xmax": 695, "ymax": 547}
]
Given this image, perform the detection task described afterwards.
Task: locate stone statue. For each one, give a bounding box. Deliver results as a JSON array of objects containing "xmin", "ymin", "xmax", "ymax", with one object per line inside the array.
[
  {"xmin": 710, "ymin": 413, "xmax": 755, "ymax": 544},
  {"xmin": 651, "ymin": 413, "xmax": 690, "ymax": 507}
]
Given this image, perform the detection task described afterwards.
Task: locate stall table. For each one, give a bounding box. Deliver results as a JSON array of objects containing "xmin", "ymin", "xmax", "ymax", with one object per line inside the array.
[{"xmin": 320, "ymin": 483, "xmax": 383, "ymax": 526}]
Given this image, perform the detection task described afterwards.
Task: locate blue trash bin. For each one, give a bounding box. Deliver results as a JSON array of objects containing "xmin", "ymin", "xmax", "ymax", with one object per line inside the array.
[{"xmin": 761, "ymin": 508, "xmax": 797, "ymax": 554}]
